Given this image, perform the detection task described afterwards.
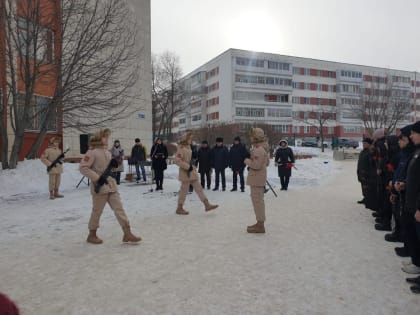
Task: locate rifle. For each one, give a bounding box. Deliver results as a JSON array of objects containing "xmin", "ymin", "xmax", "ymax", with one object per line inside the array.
[
  {"xmin": 265, "ymin": 180, "xmax": 278, "ymax": 197},
  {"xmin": 94, "ymin": 159, "xmax": 118, "ymax": 193},
  {"xmin": 187, "ymin": 158, "xmax": 196, "ymax": 178},
  {"xmin": 47, "ymin": 148, "xmax": 70, "ymax": 172}
]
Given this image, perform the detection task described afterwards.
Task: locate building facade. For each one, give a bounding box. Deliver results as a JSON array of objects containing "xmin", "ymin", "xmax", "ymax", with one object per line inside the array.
[
  {"xmin": 63, "ymin": 0, "xmax": 152, "ymax": 158},
  {"xmin": 0, "ymin": 0, "xmax": 152, "ymax": 163},
  {"xmin": 174, "ymin": 49, "xmax": 419, "ymax": 141},
  {"xmin": 0, "ymin": 0, "xmax": 63, "ymax": 161}
]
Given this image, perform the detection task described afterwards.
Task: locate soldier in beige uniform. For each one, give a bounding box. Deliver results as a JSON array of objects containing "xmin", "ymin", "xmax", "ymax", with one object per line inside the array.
[
  {"xmin": 244, "ymin": 128, "xmax": 270, "ymax": 233},
  {"xmin": 79, "ymin": 128, "xmax": 141, "ymax": 244},
  {"xmin": 41, "ymin": 137, "xmax": 64, "ymax": 200},
  {"xmin": 175, "ymin": 130, "xmax": 218, "ymax": 215}
]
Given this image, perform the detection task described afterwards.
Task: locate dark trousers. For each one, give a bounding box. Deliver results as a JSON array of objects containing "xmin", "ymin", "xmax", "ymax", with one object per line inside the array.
[
  {"xmin": 214, "ymin": 168, "xmax": 226, "ymax": 189},
  {"xmin": 405, "ymin": 215, "xmax": 420, "ymax": 266},
  {"xmin": 113, "ymin": 172, "xmax": 121, "ymax": 185},
  {"xmin": 154, "ymin": 169, "xmax": 164, "ymax": 188},
  {"xmin": 200, "ymin": 170, "xmax": 211, "ymax": 188},
  {"xmin": 232, "ymin": 169, "xmax": 244, "ymax": 189},
  {"xmin": 280, "ymin": 176, "xmax": 290, "ymax": 189}
]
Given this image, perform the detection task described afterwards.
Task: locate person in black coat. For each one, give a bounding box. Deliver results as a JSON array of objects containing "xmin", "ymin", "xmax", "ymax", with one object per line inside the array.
[
  {"xmin": 357, "ymin": 137, "xmax": 373, "ymax": 204},
  {"xmin": 210, "ymin": 137, "xmax": 229, "ymax": 191},
  {"xmin": 274, "ymin": 139, "xmax": 295, "ymax": 190},
  {"xmin": 150, "ymin": 138, "xmax": 168, "ymax": 190},
  {"xmin": 228, "ymin": 136, "xmax": 249, "ymax": 192},
  {"xmin": 197, "ymin": 140, "xmax": 212, "ymax": 189},
  {"xmin": 401, "ymin": 121, "xmax": 420, "ymax": 278}
]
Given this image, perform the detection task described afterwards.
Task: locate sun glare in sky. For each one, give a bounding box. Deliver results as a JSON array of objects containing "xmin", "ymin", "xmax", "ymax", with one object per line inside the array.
[{"xmin": 224, "ymin": 9, "xmax": 285, "ymax": 54}]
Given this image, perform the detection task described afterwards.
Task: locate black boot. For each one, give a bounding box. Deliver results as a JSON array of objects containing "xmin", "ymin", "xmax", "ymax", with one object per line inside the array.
[
  {"xmin": 395, "ymin": 246, "xmax": 410, "ymax": 257},
  {"xmin": 375, "ymin": 223, "xmax": 391, "ymax": 231},
  {"xmin": 357, "ymin": 198, "xmax": 365, "ymax": 204},
  {"xmin": 384, "ymin": 233, "xmax": 401, "ymax": 242},
  {"xmin": 406, "ymin": 276, "xmax": 420, "ymax": 284},
  {"xmin": 230, "ymin": 187, "xmax": 237, "ymax": 192},
  {"xmin": 410, "ymin": 284, "xmax": 420, "ymax": 294}
]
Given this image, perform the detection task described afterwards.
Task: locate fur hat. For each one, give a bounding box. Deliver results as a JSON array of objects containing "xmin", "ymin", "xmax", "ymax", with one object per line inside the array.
[
  {"xmin": 89, "ymin": 128, "xmax": 111, "ymax": 148},
  {"xmin": 372, "ymin": 128, "xmax": 385, "ymax": 140},
  {"xmin": 279, "ymin": 139, "xmax": 288, "ymax": 146},
  {"xmin": 216, "ymin": 137, "xmax": 223, "ymax": 143},
  {"xmin": 201, "ymin": 140, "xmax": 208, "ymax": 145},
  {"xmin": 179, "ymin": 129, "xmax": 193, "ymax": 145},
  {"xmin": 49, "ymin": 136, "xmax": 61, "ymax": 144},
  {"xmin": 249, "ymin": 128, "xmax": 266, "ymax": 144},
  {"xmin": 411, "ymin": 121, "xmax": 420, "ymax": 134},
  {"xmin": 234, "ymin": 136, "xmax": 241, "ymax": 142}
]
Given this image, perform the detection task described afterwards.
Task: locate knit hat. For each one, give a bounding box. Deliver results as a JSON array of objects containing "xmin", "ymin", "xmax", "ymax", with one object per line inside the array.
[
  {"xmin": 411, "ymin": 121, "xmax": 420, "ymax": 134},
  {"xmin": 234, "ymin": 136, "xmax": 241, "ymax": 142},
  {"xmin": 249, "ymin": 128, "xmax": 266, "ymax": 144},
  {"xmin": 362, "ymin": 137, "xmax": 373, "ymax": 144},
  {"xmin": 179, "ymin": 130, "xmax": 193, "ymax": 145},
  {"xmin": 216, "ymin": 137, "xmax": 223, "ymax": 143},
  {"xmin": 372, "ymin": 128, "xmax": 385, "ymax": 140}
]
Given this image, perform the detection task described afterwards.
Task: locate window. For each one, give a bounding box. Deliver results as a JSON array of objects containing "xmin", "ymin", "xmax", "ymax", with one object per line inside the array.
[
  {"xmin": 192, "ymin": 114, "xmax": 201, "ymax": 122},
  {"xmin": 207, "ymin": 112, "xmax": 219, "ymax": 121},
  {"xmin": 23, "ymin": 95, "xmax": 57, "ymax": 131},
  {"xmin": 271, "ymin": 125, "xmax": 289, "ymax": 133},
  {"xmin": 293, "ymin": 126, "xmax": 300, "ymax": 133},
  {"xmin": 206, "ymin": 67, "xmax": 219, "ymax": 79},
  {"xmin": 235, "ymin": 74, "xmax": 291, "ymax": 86},
  {"xmin": 17, "ymin": 18, "xmax": 54, "ymax": 63},
  {"xmin": 268, "ymin": 61, "xmax": 290, "ymax": 71},
  {"xmin": 206, "ymin": 97, "xmax": 219, "ymax": 107},
  {"xmin": 267, "ymin": 108, "xmax": 292, "ymax": 118},
  {"xmin": 179, "ymin": 118, "xmax": 186, "ymax": 124},
  {"xmin": 304, "ymin": 126, "xmax": 310, "ymax": 134},
  {"xmin": 236, "ymin": 57, "xmax": 264, "ymax": 67},
  {"xmin": 343, "ymin": 126, "xmax": 362, "ymax": 133},
  {"xmin": 236, "ymin": 107, "xmax": 265, "ymax": 117},
  {"xmin": 207, "ymin": 82, "xmax": 219, "ymax": 92}
]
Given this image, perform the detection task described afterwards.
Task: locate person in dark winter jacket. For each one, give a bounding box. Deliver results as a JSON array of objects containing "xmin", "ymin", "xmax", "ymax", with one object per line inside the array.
[
  {"xmin": 385, "ymin": 125, "xmax": 415, "ymax": 244},
  {"xmin": 274, "ymin": 139, "xmax": 295, "ymax": 190},
  {"xmin": 197, "ymin": 140, "xmax": 212, "ymax": 189},
  {"xmin": 131, "ymin": 138, "xmax": 147, "ymax": 182},
  {"xmin": 210, "ymin": 137, "xmax": 229, "ymax": 191},
  {"xmin": 150, "ymin": 138, "xmax": 168, "ymax": 191},
  {"xmin": 400, "ymin": 121, "xmax": 420, "ymax": 279},
  {"xmin": 228, "ymin": 136, "xmax": 249, "ymax": 192},
  {"xmin": 357, "ymin": 137, "xmax": 373, "ymax": 204}
]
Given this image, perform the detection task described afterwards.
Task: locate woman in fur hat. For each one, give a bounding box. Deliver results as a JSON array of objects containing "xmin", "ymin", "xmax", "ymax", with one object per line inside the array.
[
  {"xmin": 274, "ymin": 139, "xmax": 295, "ymax": 191},
  {"xmin": 174, "ymin": 130, "xmax": 218, "ymax": 215},
  {"xmin": 244, "ymin": 128, "xmax": 270, "ymax": 233},
  {"xmin": 79, "ymin": 128, "xmax": 141, "ymax": 244},
  {"xmin": 41, "ymin": 136, "xmax": 64, "ymax": 199}
]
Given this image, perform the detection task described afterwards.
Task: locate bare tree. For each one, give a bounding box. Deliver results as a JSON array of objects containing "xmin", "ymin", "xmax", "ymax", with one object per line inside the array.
[
  {"xmin": 152, "ymin": 51, "xmax": 184, "ymax": 139},
  {"xmin": 295, "ymin": 106, "xmax": 336, "ymax": 152},
  {"xmin": 1, "ymin": 0, "xmax": 141, "ymax": 169},
  {"xmin": 350, "ymin": 75, "xmax": 412, "ymax": 135}
]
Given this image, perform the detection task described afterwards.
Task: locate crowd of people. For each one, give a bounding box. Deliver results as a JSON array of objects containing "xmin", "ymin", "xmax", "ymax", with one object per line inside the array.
[{"xmin": 357, "ymin": 121, "xmax": 420, "ymax": 294}]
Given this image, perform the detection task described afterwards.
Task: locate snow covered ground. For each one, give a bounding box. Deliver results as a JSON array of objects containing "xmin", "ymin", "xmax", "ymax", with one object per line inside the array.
[{"xmin": 0, "ymin": 147, "xmax": 419, "ymax": 314}]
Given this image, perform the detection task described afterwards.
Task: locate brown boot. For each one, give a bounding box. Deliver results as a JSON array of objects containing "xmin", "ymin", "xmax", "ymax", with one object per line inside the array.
[
  {"xmin": 87, "ymin": 230, "xmax": 103, "ymax": 244},
  {"xmin": 247, "ymin": 221, "xmax": 265, "ymax": 233},
  {"xmin": 54, "ymin": 189, "xmax": 64, "ymax": 198},
  {"xmin": 176, "ymin": 204, "xmax": 189, "ymax": 215},
  {"xmin": 49, "ymin": 191, "xmax": 55, "ymax": 200},
  {"xmin": 122, "ymin": 227, "xmax": 142, "ymax": 243},
  {"xmin": 203, "ymin": 199, "xmax": 218, "ymax": 212}
]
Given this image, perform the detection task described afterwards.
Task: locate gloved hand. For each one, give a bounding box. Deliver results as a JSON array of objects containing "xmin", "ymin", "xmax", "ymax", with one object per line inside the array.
[
  {"xmin": 110, "ymin": 158, "xmax": 118, "ymax": 168},
  {"xmin": 188, "ymin": 165, "xmax": 193, "ymax": 172},
  {"xmin": 97, "ymin": 175, "xmax": 108, "ymax": 186}
]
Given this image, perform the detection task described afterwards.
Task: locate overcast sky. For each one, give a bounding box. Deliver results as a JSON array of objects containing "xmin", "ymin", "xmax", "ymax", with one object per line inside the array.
[{"xmin": 151, "ymin": 0, "xmax": 420, "ymax": 75}]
